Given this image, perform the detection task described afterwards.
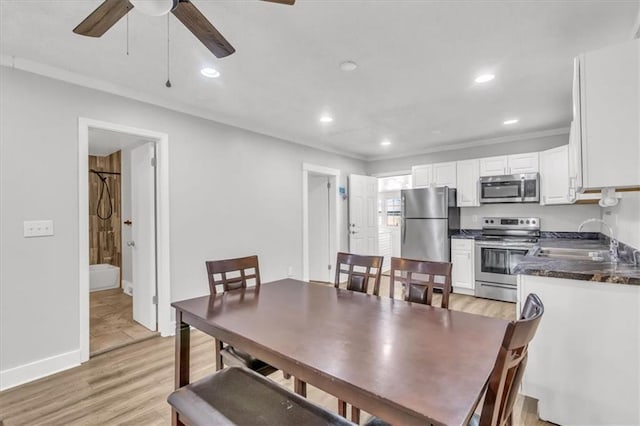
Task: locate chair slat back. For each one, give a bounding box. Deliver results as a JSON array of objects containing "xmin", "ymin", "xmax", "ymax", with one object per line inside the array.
[
  {"xmin": 334, "ymin": 252, "xmax": 383, "ymax": 296},
  {"xmin": 389, "ymin": 257, "xmax": 452, "ymax": 308},
  {"xmin": 205, "ymin": 256, "xmax": 261, "ymax": 295},
  {"xmin": 479, "ymin": 293, "xmax": 544, "ymax": 426}
]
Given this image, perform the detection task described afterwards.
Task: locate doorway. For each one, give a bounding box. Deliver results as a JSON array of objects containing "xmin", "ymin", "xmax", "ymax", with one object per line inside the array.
[
  {"xmin": 377, "ymin": 174, "xmax": 412, "ymax": 272},
  {"xmin": 88, "ymin": 131, "xmax": 158, "ymax": 355},
  {"xmin": 78, "ymin": 118, "xmax": 171, "ymax": 363},
  {"xmin": 302, "ymin": 163, "xmax": 340, "ymax": 283}
]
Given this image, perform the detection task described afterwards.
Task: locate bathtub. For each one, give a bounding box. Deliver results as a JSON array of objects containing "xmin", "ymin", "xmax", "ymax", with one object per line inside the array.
[{"xmin": 90, "ymin": 264, "xmax": 120, "ymax": 292}]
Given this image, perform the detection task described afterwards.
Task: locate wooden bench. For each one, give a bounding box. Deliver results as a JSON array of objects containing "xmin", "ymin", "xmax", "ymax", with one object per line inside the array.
[{"xmin": 168, "ymin": 367, "xmax": 355, "ymax": 426}]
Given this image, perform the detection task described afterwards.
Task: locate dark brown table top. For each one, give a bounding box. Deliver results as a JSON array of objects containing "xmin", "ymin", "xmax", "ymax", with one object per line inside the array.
[{"xmin": 172, "ymin": 279, "xmax": 508, "ymax": 426}]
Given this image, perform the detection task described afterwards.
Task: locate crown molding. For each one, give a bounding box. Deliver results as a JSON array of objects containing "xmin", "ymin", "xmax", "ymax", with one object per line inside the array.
[
  {"xmin": 0, "ymin": 54, "xmax": 365, "ymax": 161},
  {"xmin": 364, "ymin": 127, "xmax": 570, "ymax": 162}
]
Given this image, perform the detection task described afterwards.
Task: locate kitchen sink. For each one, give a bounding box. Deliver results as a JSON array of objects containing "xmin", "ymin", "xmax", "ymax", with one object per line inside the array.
[{"xmin": 534, "ymin": 247, "xmax": 611, "ymax": 262}]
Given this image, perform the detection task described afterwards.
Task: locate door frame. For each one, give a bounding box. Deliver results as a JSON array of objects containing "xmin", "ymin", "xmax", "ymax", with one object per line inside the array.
[
  {"xmin": 78, "ymin": 117, "xmax": 171, "ymax": 363},
  {"xmin": 302, "ymin": 163, "xmax": 341, "ymax": 283}
]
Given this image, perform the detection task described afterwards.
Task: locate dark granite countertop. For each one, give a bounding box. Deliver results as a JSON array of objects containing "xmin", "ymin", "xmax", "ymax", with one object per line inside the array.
[
  {"xmin": 450, "ymin": 229, "xmax": 482, "ymax": 239},
  {"xmin": 513, "ymin": 239, "xmax": 640, "ymax": 285}
]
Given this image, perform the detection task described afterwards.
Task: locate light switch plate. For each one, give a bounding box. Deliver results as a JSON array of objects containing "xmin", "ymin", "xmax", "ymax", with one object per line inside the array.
[{"xmin": 24, "ymin": 220, "xmax": 54, "ymax": 237}]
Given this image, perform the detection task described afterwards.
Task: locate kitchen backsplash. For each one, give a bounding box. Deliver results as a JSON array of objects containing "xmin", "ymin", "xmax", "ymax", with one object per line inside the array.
[{"xmin": 460, "ymin": 203, "xmax": 601, "ymax": 231}]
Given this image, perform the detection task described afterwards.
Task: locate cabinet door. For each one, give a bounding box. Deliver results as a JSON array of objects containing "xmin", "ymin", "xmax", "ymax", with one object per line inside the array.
[
  {"xmin": 456, "ymin": 159, "xmax": 480, "ymax": 207},
  {"xmin": 451, "ymin": 240, "xmax": 474, "ymax": 291},
  {"xmin": 569, "ymin": 57, "xmax": 584, "ymax": 192},
  {"xmin": 582, "ymin": 39, "xmax": 640, "ymax": 189},
  {"xmin": 508, "ymin": 152, "xmax": 539, "ymax": 174},
  {"xmin": 540, "ymin": 145, "xmax": 572, "ymax": 205},
  {"xmin": 412, "ymin": 165, "xmax": 433, "ymax": 188},
  {"xmin": 479, "ymin": 156, "xmax": 508, "ymax": 176},
  {"xmin": 432, "ymin": 162, "xmax": 457, "ymax": 188}
]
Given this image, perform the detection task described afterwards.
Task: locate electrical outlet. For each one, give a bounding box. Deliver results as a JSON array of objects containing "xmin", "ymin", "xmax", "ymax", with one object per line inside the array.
[
  {"xmin": 24, "ymin": 220, "xmax": 54, "ymax": 238},
  {"xmin": 287, "ymin": 266, "xmax": 294, "ymax": 277}
]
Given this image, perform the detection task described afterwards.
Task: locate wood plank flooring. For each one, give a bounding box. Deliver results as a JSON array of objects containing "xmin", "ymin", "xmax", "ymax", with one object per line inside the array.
[
  {"xmin": 90, "ymin": 288, "xmax": 158, "ymax": 355},
  {"xmin": 1, "ymin": 285, "xmax": 548, "ymax": 426}
]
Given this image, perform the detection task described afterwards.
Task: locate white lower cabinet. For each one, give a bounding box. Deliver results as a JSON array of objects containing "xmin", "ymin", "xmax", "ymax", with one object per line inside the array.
[
  {"xmin": 518, "ymin": 275, "xmax": 640, "ymax": 426},
  {"xmin": 451, "ymin": 239, "xmax": 474, "ymax": 295}
]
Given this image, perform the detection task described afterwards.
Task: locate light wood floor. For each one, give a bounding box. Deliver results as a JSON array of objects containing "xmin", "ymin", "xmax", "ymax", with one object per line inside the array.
[
  {"xmin": 0, "ymin": 286, "xmax": 547, "ymax": 426},
  {"xmin": 90, "ymin": 288, "xmax": 158, "ymax": 355}
]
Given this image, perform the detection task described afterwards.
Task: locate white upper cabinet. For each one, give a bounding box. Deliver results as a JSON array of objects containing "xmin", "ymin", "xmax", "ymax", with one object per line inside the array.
[
  {"xmin": 479, "ymin": 155, "xmax": 508, "ymax": 176},
  {"xmin": 432, "ymin": 162, "xmax": 457, "ymax": 188},
  {"xmin": 577, "ymin": 38, "xmax": 640, "ymax": 189},
  {"xmin": 479, "ymin": 152, "xmax": 538, "ymax": 177},
  {"xmin": 412, "ymin": 162, "xmax": 456, "ymax": 188},
  {"xmin": 540, "ymin": 145, "xmax": 573, "ymax": 205},
  {"xmin": 456, "ymin": 159, "xmax": 480, "ymax": 207},
  {"xmin": 411, "ymin": 164, "xmax": 432, "ymax": 188},
  {"xmin": 508, "ymin": 152, "xmax": 539, "ymax": 174}
]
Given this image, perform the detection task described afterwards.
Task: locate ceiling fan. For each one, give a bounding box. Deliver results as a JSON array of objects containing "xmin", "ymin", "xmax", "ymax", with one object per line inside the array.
[{"xmin": 73, "ymin": 0, "xmax": 295, "ymax": 58}]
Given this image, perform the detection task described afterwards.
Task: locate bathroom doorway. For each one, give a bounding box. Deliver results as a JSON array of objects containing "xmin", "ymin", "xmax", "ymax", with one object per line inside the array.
[
  {"xmin": 78, "ymin": 118, "xmax": 171, "ymax": 362},
  {"xmin": 87, "ymin": 130, "xmax": 158, "ymax": 355}
]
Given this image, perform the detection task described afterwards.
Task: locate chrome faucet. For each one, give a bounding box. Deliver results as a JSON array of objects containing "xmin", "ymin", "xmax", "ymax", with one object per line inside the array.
[{"xmin": 578, "ymin": 218, "xmax": 618, "ymax": 263}]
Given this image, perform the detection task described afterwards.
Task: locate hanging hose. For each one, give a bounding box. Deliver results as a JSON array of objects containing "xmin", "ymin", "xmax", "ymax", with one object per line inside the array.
[
  {"xmin": 96, "ymin": 174, "xmax": 113, "ymax": 220},
  {"xmin": 91, "ymin": 170, "xmax": 119, "ymax": 221}
]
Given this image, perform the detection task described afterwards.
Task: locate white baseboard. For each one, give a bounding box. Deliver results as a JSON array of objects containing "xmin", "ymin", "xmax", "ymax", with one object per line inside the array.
[
  {"xmin": 122, "ymin": 280, "xmax": 133, "ymax": 296},
  {"xmin": 453, "ymin": 287, "xmax": 476, "ymax": 296},
  {"xmin": 0, "ymin": 349, "xmax": 81, "ymax": 391},
  {"xmin": 161, "ymin": 320, "xmax": 176, "ymax": 337}
]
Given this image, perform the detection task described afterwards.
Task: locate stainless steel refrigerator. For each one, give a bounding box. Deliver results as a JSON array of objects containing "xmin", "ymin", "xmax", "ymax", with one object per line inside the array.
[{"xmin": 401, "ymin": 187, "xmax": 460, "ymax": 262}]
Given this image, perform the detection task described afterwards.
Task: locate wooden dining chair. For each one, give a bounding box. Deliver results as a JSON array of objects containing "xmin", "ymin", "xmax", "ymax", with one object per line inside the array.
[
  {"xmin": 205, "ymin": 255, "xmax": 281, "ymax": 377},
  {"xmin": 365, "ymin": 293, "xmax": 545, "ymax": 426},
  {"xmin": 334, "ymin": 252, "xmax": 384, "ymax": 295},
  {"xmin": 334, "ymin": 252, "xmax": 383, "ymax": 421},
  {"xmin": 389, "ymin": 257, "xmax": 453, "ymax": 308}
]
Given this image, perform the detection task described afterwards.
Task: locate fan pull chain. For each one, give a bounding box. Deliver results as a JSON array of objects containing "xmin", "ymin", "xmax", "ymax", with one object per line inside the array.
[
  {"xmin": 126, "ymin": 13, "xmax": 130, "ymax": 56},
  {"xmin": 166, "ymin": 14, "xmax": 172, "ymax": 88}
]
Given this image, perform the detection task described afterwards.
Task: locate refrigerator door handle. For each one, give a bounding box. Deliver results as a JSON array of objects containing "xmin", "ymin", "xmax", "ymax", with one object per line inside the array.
[{"xmin": 401, "ymin": 196, "xmax": 407, "ymax": 243}]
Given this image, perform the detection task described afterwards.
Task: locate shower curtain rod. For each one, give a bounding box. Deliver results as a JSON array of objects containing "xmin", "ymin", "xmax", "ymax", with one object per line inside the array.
[{"xmin": 90, "ymin": 169, "xmax": 121, "ymax": 176}]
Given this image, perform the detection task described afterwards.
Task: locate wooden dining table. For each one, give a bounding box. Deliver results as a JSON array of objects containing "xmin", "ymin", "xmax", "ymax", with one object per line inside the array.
[{"xmin": 172, "ymin": 279, "xmax": 508, "ymax": 426}]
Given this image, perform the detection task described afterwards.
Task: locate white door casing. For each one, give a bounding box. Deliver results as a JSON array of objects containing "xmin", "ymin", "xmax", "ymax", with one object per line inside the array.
[
  {"xmin": 131, "ymin": 142, "xmax": 157, "ymax": 331},
  {"xmin": 349, "ymin": 174, "xmax": 379, "ymax": 255}
]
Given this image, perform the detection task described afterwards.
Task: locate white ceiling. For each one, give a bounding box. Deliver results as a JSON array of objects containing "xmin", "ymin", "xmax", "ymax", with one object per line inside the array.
[
  {"xmin": 88, "ymin": 127, "xmax": 155, "ymax": 156},
  {"xmin": 1, "ymin": 1, "xmax": 638, "ymax": 160}
]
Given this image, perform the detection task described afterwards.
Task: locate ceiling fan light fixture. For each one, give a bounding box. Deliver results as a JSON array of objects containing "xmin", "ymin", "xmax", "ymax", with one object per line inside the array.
[{"xmin": 130, "ymin": 0, "xmax": 176, "ymax": 16}]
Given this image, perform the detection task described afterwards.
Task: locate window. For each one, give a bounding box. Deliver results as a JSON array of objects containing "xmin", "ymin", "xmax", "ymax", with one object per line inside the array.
[{"xmin": 385, "ymin": 198, "xmax": 401, "ymax": 227}]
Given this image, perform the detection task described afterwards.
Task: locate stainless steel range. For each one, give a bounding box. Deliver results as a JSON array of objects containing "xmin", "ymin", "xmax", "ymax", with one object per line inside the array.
[{"xmin": 475, "ymin": 217, "xmax": 540, "ymax": 303}]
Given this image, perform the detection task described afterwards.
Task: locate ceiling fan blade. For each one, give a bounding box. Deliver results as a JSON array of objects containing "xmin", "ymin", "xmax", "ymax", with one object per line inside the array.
[
  {"xmin": 171, "ymin": 0, "xmax": 235, "ymax": 58},
  {"xmin": 262, "ymin": 0, "xmax": 296, "ymax": 4},
  {"xmin": 73, "ymin": 0, "xmax": 134, "ymax": 37}
]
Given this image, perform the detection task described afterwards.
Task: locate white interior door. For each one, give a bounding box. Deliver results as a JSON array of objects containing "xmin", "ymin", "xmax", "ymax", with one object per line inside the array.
[
  {"xmin": 308, "ymin": 175, "xmax": 331, "ymax": 282},
  {"xmin": 131, "ymin": 142, "xmax": 156, "ymax": 331},
  {"xmin": 349, "ymin": 174, "xmax": 379, "ymax": 255}
]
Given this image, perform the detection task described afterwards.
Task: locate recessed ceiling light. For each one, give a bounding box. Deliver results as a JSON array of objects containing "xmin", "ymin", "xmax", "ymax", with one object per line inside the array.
[
  {"xmin": 431, "ymin": 130, "xmax": 442, "ymax": 135},
  {"xmin": 474, "ymin": 74, "xmax": 495, "ymax": 84},
  {"xmin": 503, "ymin": 119, "xmax": 519, "ymax": 125},
  {"xmin": 381, "ymin": 140, "xmax": 392, "ymax": 146},
  {"xmin": 319, "ymin": 115, "xmax": 334, "ymax": 123},
  {"xmin": 340, "ymin": 61, "xmax": 358, "ymax": 72},
  {"xmin": 200, "ymin": 67, "xmax": 220, "ymax": 78}
]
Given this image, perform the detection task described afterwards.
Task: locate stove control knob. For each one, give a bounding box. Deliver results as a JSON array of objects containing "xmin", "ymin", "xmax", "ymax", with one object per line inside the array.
[
  {"xmin": 490, "ymin": 220, "xmax": 494, "ymax": 224},
  {"xmin": 532, "ymin": 220, "xmax": 536, "ymax": 224},
  {"xmin": 519, "ymin": 220, "xmax": 524, "ymax": 224},
  {"xmin": 526, "ymin": 220, "xmax": 530, "ymax": 224}
]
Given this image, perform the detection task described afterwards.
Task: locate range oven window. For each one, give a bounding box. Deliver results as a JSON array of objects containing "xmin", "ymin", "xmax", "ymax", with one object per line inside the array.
[
  {"xmin": 480, "ymin": 247, "xmax": 529, "ymax": 275},
  {"xmin": 481, "ymin": 181, "xmax": 522, "ymax": 199}
]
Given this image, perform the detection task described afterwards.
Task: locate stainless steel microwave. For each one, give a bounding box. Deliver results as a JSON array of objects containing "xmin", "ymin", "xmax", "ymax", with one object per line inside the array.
[{"xmin": 479, "ymin": 173, "xmax": 540, "ymax": 204}]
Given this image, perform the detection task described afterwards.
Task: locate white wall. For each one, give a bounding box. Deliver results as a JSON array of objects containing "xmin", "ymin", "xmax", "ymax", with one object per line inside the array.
[
  {"xmin": 460, "ymin": 203, "xmax": 601, "ymax": 231},
  {"xmin": 366, "ymin": 133, "xmax": 569, "ymax": 175},
  {"xmin": 602, "ymin": 192, "xmax": 640, "ymax": 249},
  {"xmin": 0, "ymin": 67, "xmax": 365, "ymax": 379}
]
